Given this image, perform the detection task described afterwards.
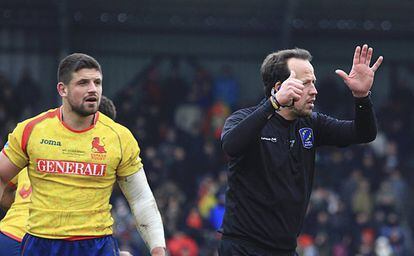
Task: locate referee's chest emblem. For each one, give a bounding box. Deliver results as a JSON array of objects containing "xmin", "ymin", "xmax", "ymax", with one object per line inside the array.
[{"xmin": 299, "ymin": 128, "xmax": 314, "ymax": 149}]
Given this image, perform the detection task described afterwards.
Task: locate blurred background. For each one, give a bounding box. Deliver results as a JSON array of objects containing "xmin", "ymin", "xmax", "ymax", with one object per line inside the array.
[{"xmin": 1, "ymin": 0, "xmax": 414, "ymax": 255}]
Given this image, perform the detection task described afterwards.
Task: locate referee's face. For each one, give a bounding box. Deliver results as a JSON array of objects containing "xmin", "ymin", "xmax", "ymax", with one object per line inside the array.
[
  {"xmin": 287, "ymin": 58, "xmax": 317, "ymax": 117},
  {"xmin": 64, "ymin": 68, "xmax": 103, "ymax": 117}
]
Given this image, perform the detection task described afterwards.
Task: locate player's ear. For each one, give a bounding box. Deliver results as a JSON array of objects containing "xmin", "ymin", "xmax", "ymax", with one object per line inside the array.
[{"xmin": 57, "ymin": 82, "xmax": 68, "ymax": 97}]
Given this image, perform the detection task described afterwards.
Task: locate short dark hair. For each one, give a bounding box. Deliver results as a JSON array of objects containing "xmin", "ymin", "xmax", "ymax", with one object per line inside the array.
[
  {"xmin": 99, "ymin": 95, "xmax": 117, "ymax": 120},
  {"xmin": 260, "ymin": 48, "xmax": 312, "ymax": 97},
  {"xmin": 57, "ymin": 53, "xmax": 102, "ymax": 84}
]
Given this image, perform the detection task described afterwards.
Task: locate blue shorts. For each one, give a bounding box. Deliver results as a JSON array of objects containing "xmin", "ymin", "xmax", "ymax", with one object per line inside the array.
[
  {"xmin": 0, "ymin": 232, "xmax": 21, "ymax": 256},
  {"xmin": 21, "ymin": 234, "xmax": 120, "ymax": 256}
]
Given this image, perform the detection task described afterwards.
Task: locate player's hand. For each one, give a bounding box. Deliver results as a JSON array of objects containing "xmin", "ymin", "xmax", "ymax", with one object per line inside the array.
[
  {"xmin": 119, "ymin": 251, "xmax": 133, "ymax": 256},
  {"xmin": 151, "ymin": 247, "xmax": 166, "ymax": 256},
  {"xmin": 335, "ymin": 44, "xmax": 383, "ymax": 97},
  {"xmin": 275, "ymin": 70, "xmax": 305, "ymax": 106}
]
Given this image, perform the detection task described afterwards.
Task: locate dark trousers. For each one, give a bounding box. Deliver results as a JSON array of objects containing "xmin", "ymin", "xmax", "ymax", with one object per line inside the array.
[{"xmin": 218, "ymin": 237, "xmax": 298, "ymax": 256}]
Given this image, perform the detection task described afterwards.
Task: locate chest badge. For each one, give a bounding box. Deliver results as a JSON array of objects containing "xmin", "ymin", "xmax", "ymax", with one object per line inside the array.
[
  {"xmin": 91, "ymin": 137, "xmax": 107, "ymax": 161},
  {"xmin": 299, "ymin": 128, "xmax": 314, "ymax": 149},
  {"xmin": 91, "ymin": 137, "xmax": 106, "ymax": 153}
]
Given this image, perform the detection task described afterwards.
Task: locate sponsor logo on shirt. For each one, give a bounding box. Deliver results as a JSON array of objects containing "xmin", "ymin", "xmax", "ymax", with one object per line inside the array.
[
  {"xmin": 299, "ymin": 127, "xmax": 314, "ymax": 149},
  {"xmin": 19, "ymin": 185, "xmax": 32, "ymax": 199},
  {"xmin": 36, "ymin": 159, "xmax": 106, "ymax": 176},
  {"xmin": 40, "ymin": 139, "xmax": 62, "ymax": 146},
  {"xmin": 261, "ymin": 137, "xmax": 278, "ymax": 143},
  {"xmin": 91, "ymin": 137, "xmax": 107, "ymax": 161},
  {"xmin": 62, "ymin": 149, "xmax": 86, "ymax": 157}
]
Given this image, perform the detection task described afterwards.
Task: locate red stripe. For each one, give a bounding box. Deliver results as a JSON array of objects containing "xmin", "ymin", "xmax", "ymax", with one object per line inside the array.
[
  {"xmin": 64, "ymin": 235, "xmax": 105, "ymax": 241},
  {"xmin": 7, "ymin": 181, "xmax": 17, "ymax": 190},
  {"xmin": 21, "ymin": 109, "xmax": 58, "ymax": 154},
  {"xmin": 93, "ymin": 112, "xmax": 100, "ymax": 125},
  {"xmin": 4, "ymin": 232, "xmax": 104, "ymax": 243},
  {"xmin": 58, "ymin": 107, "xmax": 99, "ymax": 133},
  {"xmin": 1, "ymin": 231, "xmax": 23, "ymax": 242}
]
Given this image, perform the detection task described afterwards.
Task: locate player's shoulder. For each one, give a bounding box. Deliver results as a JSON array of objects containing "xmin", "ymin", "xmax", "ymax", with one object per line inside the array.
[
  {"xmin": 97, "ymin": 112, "xmax": 116, "ymax": 125},
  {"xmin": 14, "ymin": 108, "xmax": 58, "ymax": 131},
  {"xmin": 97, "ymin": 113, "xmax": 134, "ymax": 137}
]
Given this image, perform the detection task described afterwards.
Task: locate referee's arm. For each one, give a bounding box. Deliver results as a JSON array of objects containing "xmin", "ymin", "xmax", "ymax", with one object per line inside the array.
[
  {"xmin": 314, "ymin": 95, "xmax": 377, "ymax": 147},
  {"xmin": 221, "ymin": 100, "xmax": 275, "ymax": 157}
]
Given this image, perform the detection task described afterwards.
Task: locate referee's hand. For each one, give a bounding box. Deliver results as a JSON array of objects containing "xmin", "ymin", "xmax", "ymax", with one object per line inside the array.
[
  {"xmin": 275, "ymin": 70, "xmax": 305, "ymax": 106},
  {"xmin": 335, "ymin": 44, "xmax": 383, "ymax": 98}
]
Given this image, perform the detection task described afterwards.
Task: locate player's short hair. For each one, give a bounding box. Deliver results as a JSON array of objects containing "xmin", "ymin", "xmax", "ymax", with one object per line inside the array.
[
  {"xmin": 261, "ymin": 48, "xmax": 312, "ymax": 97},
  {"xmin": 58, "ymin": 53, "xmax": 102, "ymax": 84},
  {"xmin": 99, "ymin": 95, "xmax": 117, "ymax": 120}
]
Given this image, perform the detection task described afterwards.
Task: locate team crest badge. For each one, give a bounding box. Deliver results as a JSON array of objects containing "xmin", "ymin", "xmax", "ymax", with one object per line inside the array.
[
  {"xmin": 91, "ymin": 137, "xmax": 106, "ymax": 153},
  {"xmin": 91, "ymin": 137, "xmax": 107, "ymax": 160},
  {"xmin": 299, "ymin": 128, "xmax": 314, "ymax": 149}
]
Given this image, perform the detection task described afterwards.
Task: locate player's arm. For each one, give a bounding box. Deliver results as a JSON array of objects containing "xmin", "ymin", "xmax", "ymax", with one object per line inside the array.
[
  {"xmin": 0, "ymin": 152, "xmax": 21, "ymax": 203},
  {"xmin": 0, "ymin": 180, "xmax": 17, "ymax": 211},
  {"xmin": 117, "ymin": 169, "xmax": 166, "ymax": 256}
]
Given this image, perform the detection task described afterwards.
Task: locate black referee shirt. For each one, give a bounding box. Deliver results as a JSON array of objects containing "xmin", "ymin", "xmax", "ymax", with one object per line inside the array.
[{"xmin": 220, "ymin": 96, "xmax": 376, "ymax": 252}]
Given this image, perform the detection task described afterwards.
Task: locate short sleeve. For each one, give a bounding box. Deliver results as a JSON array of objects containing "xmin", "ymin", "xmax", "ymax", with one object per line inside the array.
[
  {"xmin": 116, "ymin": 128, "xmax": 143, "ymax": 177},
  {"xmin": 3, "ymin": 122, "xmax": 29, "ymax": 169},
  {"xmin": 6, "ymin": 174, "xmax": 18, "ymax": 190}
]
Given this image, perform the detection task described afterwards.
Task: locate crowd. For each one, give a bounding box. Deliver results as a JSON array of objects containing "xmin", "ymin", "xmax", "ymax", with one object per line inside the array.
[{"xmin": 1, "ymin": 57, "xmax": 413, "ymax": 256}]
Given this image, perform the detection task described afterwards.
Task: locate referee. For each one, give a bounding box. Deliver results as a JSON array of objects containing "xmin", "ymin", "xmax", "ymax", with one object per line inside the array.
[{"xmin": 219, "ymin": 44, "xmax": 383, "ymax": 255}]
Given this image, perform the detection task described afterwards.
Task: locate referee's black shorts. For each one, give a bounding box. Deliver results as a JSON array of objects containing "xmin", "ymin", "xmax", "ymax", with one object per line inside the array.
[{"xmin": 218, "ymin": 236, "xmax": 298, "ymax": 256}]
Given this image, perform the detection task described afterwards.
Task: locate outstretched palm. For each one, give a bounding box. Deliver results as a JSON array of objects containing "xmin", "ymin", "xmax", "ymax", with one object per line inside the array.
[{"xmin": 336, "ymin": 44, "xmax": 383, "ymax": 97}]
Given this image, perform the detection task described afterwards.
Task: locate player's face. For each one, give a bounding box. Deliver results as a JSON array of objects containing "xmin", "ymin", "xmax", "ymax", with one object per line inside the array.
[
  {"xmin": 65, "ymin": 68, "xmax": 102, "ymax": 117},
  {"xmin": 287, "ymin": 58, "xmax": 317, "ymax": 117}
]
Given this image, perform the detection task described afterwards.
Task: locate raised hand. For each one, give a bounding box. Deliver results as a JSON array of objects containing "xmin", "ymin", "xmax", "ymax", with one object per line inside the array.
[
  {"xmin": 275, "ymin": 70, "xmax": 305, "ymax": 106},
  {"xmin": 335, "ymin": 44, "xmax": 383, "ymax": 97}
]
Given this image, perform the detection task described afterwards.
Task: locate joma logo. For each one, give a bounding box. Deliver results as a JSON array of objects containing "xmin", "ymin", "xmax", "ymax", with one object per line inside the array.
[{"xmin": 40, "ymin": 139, "xmax": 62, "ymax": 146}]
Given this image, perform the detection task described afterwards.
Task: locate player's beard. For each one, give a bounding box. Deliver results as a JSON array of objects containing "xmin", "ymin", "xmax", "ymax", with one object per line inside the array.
[{"xmin": 68, "ymin": 98, "xmax": 100, "ymax": 117}]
